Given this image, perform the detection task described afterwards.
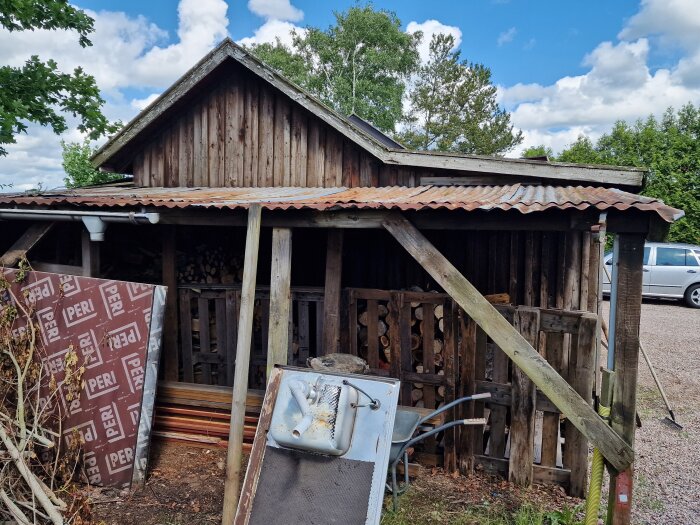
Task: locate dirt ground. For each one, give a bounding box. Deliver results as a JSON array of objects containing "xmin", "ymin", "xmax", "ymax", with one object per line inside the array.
[
  {"xmin": 90, "ymin": 299, "xmax": 699, "ymax": 525},
  {"xmin": 600, "ymin": 299, "xmax": 700, "ymax": 525}
]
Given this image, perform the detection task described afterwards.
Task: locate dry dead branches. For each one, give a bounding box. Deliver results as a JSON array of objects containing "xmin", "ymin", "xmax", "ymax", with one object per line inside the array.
[{"xmin": 0, "ymin": 265, "xmax": 89, "ymax": 525}]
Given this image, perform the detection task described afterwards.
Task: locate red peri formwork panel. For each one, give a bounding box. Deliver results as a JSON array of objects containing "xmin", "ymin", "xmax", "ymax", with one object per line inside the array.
[{"xmin": 0, "ymin": 269, "xmax": 166, "ymax": 489}]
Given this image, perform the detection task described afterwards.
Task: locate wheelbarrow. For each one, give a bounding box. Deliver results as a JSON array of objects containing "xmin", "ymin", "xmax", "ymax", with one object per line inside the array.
[{"xmin": 387, "ymin": 393, "xmax": 490, "ymax": 510}]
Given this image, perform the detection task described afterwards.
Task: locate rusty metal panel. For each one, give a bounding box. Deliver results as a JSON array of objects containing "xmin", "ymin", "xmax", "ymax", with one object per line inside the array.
[
  {"xmin": 0, "ymin": 183, "xmax": 684, "ymax": 222},
  {"xmin": 0, "ymin": 270, "xmax": 166, "ymax": 488}
]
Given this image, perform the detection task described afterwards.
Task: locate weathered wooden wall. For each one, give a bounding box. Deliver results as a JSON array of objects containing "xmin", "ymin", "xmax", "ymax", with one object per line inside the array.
[{"xmin": 131, "ymin": 65, "xmax": 427, "ymax": 188}]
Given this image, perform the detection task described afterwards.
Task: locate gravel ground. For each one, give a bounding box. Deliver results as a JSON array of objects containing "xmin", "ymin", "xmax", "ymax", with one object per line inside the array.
[{"xmin": 602, "ymin": 299, "xmax": 700, "ymax": 525}]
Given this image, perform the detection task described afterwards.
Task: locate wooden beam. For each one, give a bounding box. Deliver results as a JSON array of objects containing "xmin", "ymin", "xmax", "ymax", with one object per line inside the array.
[
  {"xmin": 322, "ymin": 230, "xmax": 343, "ymax": 355},
  {"xmin": 162, "ymin": 226, "xmax": 179, "ymax": 381},
  {"xmin": 266, "ymin": 228, "xmax": 292, "ymax": 379},
  {"xmin": 509, "ymin": 307, "xmax": 539, "ymax": 486},
  {"xmin": 0, "ymin": 222, "xmax": 54, "ymax": 267},
  {"xmin": 381, "ymin": 212, "xmax": 634, "ymax": 473},
  {"xmin": 32, "ymin": 262, "xmax": 82, "ymax": 275},
  {"xmin": 607, "ymin": 234, "xmax": 645, "ymax": 525},
  {"xmin": 81, "ymin": 230, "xmax": 100, "ymax": 277},
  {"xmin": 222, "ymin": 204, "xmax": 262, "ymax": 524}
]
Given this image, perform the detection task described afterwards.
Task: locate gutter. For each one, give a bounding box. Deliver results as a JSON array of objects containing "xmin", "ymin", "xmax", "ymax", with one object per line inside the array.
[{"xmin": 0, "ymin": 209, "xmax": 160, "ymax": 241}]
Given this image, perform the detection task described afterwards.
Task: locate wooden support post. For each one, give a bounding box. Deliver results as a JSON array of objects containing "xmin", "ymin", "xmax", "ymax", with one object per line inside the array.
[
  {"xmin": 607, "ymin": 234, "xmax": 645, "ymax": 525},
  {"xmin": 0, "ymin": 222, "xmax": 54, "ymax": 267},
  {"xmin": 382, "ymin": 212, "xmax": 634, "ymax": 473},
  {"xmin": 81, "ymin": 230, "xmax": 100, "ymax": 277},
  {"xmin": 222, "ymin": 205, "xmax": 262, "ymax": 525},
  {"xmin": 509, "ymin": 307, "xmax": 539, "ymax": 486},
  {"xmin": 267, "ymin": 228, "xmax": 292, "ymax": 379},
  {"xmin": 162, "ymin": 227, "xmax": 179, "ymax": 381},
  {"xmin": 322, "ymin": 230, "xmax": 343, "ymax": 355}
]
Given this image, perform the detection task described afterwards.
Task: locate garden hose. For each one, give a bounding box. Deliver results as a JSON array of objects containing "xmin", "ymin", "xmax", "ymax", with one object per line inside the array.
[{"xmin": 584, "ymin": 400, "xmax": 611, "ymax": 525}]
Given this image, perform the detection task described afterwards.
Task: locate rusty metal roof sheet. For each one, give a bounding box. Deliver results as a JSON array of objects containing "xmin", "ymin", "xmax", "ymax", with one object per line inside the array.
[{"xmin": 0, "ymin": 184, "xmax": 684, "ymax": 222}]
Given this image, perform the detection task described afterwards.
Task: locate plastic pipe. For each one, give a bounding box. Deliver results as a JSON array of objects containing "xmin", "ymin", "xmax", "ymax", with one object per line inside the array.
[{"xmin": 289, "ymin": 380, "xmax": 314, "ymax": 438}]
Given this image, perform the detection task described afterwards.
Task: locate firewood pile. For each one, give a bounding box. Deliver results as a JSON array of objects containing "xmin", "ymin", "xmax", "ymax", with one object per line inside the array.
[
  {"xmin": 355, "ymin": 288, "xmax": 449, "ymax": 409},
  {"xmin": 178, "ymin": 244, "xmax": 243, "ymax": 285}
]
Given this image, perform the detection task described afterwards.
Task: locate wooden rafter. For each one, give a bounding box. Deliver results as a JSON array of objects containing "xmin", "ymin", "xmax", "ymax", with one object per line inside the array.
[{"xmin": 382, "ymin": 212, "xmax": 634, "ymax": 473}]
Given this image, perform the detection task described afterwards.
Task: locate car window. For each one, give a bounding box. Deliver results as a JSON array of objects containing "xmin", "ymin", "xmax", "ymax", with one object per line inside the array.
[
  {"xmin": 687, "ymin": 250, "xmax": 699, "ymax": 267},
  {"xmin": 655, "ymin": 247, "xmax": 689, "ymax": 266},
  {"xmin": 605, "ymin": 247, "xmax": 650, "ymax": 265}
]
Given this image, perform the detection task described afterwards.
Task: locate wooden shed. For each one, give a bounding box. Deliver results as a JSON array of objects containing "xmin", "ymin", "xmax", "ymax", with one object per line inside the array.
[{"xmin": 0, "ymin": 39, "xmax": 683, "ymax": 523}]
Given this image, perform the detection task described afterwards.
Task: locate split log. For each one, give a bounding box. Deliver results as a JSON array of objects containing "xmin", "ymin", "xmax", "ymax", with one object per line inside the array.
[
  {"xmin": 415, "ymin": 307, "xmax": 424, "ymax": 321},
  {"xmin": 411, "ymin": 389, "xmax": 424, "ymax": 402},
  {"xmin": 434, "ymin": 304, "xmax": 444, "ymax": 320},
  {"xmin": 410, "ymin": 334, "xmax": 421, "ymax": 351}
]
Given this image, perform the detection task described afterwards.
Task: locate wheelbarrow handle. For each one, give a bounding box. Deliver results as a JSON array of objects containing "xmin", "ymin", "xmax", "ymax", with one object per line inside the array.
[{"xmin": 417, "ymin": 392, "xmax": 491, "ymax": 426}]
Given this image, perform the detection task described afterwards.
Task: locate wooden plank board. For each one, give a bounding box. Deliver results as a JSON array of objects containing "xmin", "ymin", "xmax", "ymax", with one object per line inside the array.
[
  {"xmin": 226, "ymin": 80, "xmax": 244, "ymax": 186},
  {"xmin": 162, "ymin": 227, "xmax": 178, "ymax": 381},
  {"xmin": 267, "ymin": 228, "xmax": 292, "ymax": 379},
  {"xmin": 382, "ymin": 213, "xmax": 634, "ymax": 473},
  {"xmin": 324, "ymin": 130, "xmax": 343, "ymax": 187},
  {"xmin": 198, "ymin": 296, "xmax": 212, "ymax": 383},
  {"xmin": 215, "ymin": 298, "xmax": 228, "ymax": 386},
  {"xmin": 322, "ymin": 230, "xmax": 343, "ymax": 355},
  {"xmin": 366, "ymin": 299, "xmax": 379, "ymax": 369},
  {"xmin": 233, "ymin": 367, "xmax": 282, "ymax": 525},
  {"xmin": 540, "ymin": 332, "xmax": 563, "ymax": 467},
  {"xmin": 442, "ymin": 300, "xmax": 457, "ymax": 472},
  {"xmin": 297, "ymin": 300, "xmax": 310, "ymax": 365},
  {"xmin": 0, "ymin": 222, "xmax": 54, "ymax": 267},
  {"xmin": 607, "ymin": 234, "xmax": 645, "ymax": 525},
  {"xmin": 291, "ymin": 106, "xmax": 307, "ymax": 186},
  {"xmin": 222, "ymin": 204, "xmax": 262, "ymax": 520},
  {"xmin": 509, "ymin": 307, "xmax": 539, "ymax": 486},
  {"xmin": 458, "ymin": 314, "xmax": 476, "ymax": 473},
  {"xmin": 563, "ymin": 313, "xmax": 596, "ymax": 497},
  {"xmin": 179, "ymin": 289, "xmax": 194, "ymax": 382},
  {"xmin": 258, "ymin": 87, "xmax": 275, "ymax": 187},
  {"xmin": 244, "ymin": 80, "xmax": 259, "ymax": 187}
]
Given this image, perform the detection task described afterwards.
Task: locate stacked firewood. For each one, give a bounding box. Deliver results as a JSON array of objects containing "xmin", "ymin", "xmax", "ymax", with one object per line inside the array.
[
  {"xmin": 355, "ymin": 289, "xmax": 450, "ymax": 408},
  {"xmin": 178, "ymin": 245, "xmax": 243, "ymax": 284}
]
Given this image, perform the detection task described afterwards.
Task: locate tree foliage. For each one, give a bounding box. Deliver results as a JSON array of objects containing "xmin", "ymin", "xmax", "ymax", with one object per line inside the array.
[
  {"xmin": 250, "ymin": 6, "xmax": 420, "ymax": 132},
  {"xmin": 555, "ymin": 105, "xmax": 700, "ymax": 244},
  {"xmin": 521, "ymin": 145, "xmax": 554, "ymax": 160},
  {"xmin": 61, "ymin": 140, "xmax": 121, "ymax": 188},
  {"xmin": 0, "ymin": 0, "xmax": 118, "ymax": 156},
  {"xmin": 399, "ymin": 34, "xmax": 522, "ymax": 155}
]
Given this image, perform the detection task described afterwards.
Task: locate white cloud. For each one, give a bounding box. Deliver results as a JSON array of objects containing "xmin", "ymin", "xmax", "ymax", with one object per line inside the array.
[
  {"xmin": 497, "ymin": 27, "xmax": 517, "ymax": 46},
  {"xmin": 237, "ymin": 19, "xmax": 303, "ymax": 48},
  {"xmin": 131, "ymin": 94, "xmax": 161, "ymax": 111},
  {"xmin": 502, "ymin": 0, "xmax": 700, "ymax": 157},
  {"xmin": 0, "ymin": 0, "xmax": 230, "ymax": 188},
  {"xmin": 248, "ymin": 0, "xmax": 303, "ymax": 22},
  {"xmin": 406, "ymin": 20, "xmax": 462, "ymax": 64}
]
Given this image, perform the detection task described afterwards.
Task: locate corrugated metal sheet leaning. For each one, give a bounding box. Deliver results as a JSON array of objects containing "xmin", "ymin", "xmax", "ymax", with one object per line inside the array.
[{"xmin": 0, "ymin": 184, "xmax": 684, "ymax": 223}]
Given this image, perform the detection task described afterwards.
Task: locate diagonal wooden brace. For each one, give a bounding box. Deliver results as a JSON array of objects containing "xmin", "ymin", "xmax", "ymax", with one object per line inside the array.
[
  {"xmin": 0, "ymin": 222, "xmax": 54, "ymax": 267},
  {"xmin": 382, "ymin": 212, "xmax": 634, "ymax": 473}
]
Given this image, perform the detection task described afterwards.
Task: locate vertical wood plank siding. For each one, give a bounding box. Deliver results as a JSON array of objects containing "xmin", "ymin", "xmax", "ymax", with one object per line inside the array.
[{"xmin": 133, "ymin": 68, "xmax": 386, "ymax": 188}]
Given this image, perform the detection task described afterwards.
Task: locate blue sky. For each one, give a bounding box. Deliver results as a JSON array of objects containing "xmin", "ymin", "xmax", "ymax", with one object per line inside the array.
[{"xmin": 2, "ymin": 0, "xmax": 700, "ymax": 189}]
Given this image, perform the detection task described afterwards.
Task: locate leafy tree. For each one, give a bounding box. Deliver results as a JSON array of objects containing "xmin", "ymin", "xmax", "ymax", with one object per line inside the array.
[
  {"xmin": 398, "ymin": 34, "xmax": 522, "ymax": 155},
  {"xmin": 557, "ymin": 136, "xmax": 603, "ymax": 164},
  {"xmin": 61, "ymin": 140, "xmax": 121, "ymax": 188},
  {"xmin": 249, "ymin": 5, "xmax": 420, "ymax": 132},
  {"xmin": 0, "ymin": 0, "xmax": 118, "ymax": 156},
  {"xmin": 248, "ymin": 39, "xmax": 311, "ymax": 89},
  {"xmin": 557, "ymin": 106, "xmax": 700, "ymax": 244},
  {"xmin": 521, "ymin": 145, "xmax": 554, "ymax": 159}
]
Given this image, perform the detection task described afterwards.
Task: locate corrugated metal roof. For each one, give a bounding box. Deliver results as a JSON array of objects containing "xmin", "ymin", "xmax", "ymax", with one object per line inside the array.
[{"xmin": 0, "ymin": 184, "xmax": 684, "ymax": 222}]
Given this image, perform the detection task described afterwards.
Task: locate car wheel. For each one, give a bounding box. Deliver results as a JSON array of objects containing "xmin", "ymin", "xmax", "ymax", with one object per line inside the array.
[{"xmin": 685, "ymin": 283, "xmax": 700, "ymax": 308}]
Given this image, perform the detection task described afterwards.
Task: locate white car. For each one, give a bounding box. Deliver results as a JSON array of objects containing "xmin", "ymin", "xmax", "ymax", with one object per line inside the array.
[{"xmin": 603, "ymin": 242, "xmax": 700, "ymax": 308}]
